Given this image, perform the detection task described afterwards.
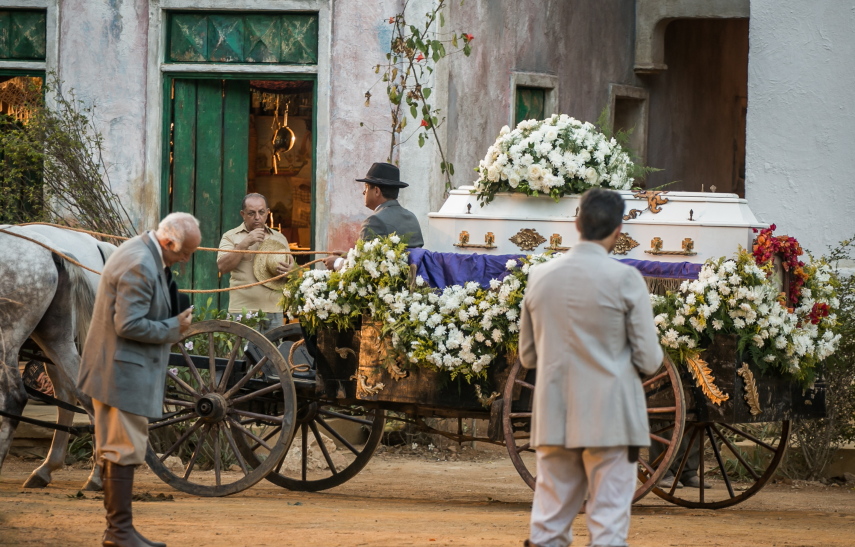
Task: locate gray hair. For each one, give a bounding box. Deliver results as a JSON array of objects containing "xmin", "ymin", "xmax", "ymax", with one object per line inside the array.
[
  {"xmin": 241, "ymin": 193, "xmax": 268, "ymax": 210},
  {"xmin": 155, "ymin": 212, "xmax": 200, "ymax": 250}
]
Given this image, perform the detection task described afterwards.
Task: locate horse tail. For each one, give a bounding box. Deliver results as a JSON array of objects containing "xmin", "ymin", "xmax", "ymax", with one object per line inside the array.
[{"xmin": 62, "ymin": 258, "xmax": 96, "ymax": 345}]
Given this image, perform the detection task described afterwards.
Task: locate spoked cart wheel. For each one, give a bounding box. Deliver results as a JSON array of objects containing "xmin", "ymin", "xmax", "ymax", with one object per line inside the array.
[
  {"xmin": 234, "ymin": 323, "xmax": 386, "ymax": 492},
  {"xmin": 652, "ymin": 419, "xmax": 790, "ymax": 509},
  {"xmin": 145, "ymin": 320, "xmax": 297, "ymax": 497},
  {"xmin": 502, "ymin": 356, "xmax": 686, "ymax": 503}
]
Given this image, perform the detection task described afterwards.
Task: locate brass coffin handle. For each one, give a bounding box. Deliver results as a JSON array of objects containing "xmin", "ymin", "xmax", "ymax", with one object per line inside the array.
[
  {"xmin": 644, "ymin": 237, "xmax": 697, "ymax": 256},
  {"xmin": 454, "ymin": 230, "xmax": 497, "ymax": 249}
]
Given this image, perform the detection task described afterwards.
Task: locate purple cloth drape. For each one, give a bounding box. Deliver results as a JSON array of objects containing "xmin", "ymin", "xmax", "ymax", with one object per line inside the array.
[{"xmin": 407, "ymin": 249, "xmax": 701, "ymax": 289}]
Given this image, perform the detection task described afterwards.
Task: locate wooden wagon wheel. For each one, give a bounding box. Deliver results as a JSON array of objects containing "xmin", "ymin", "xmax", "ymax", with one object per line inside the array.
[
  {"xmin": 651, "ymin": 419, "xmax": 790, "ymax": 509},
  {"xmin": 233, "ymin": 323, "xmax": 386, "ymax": 492},
  {"xmin": 502, "ymin": 355, "xmax": 685, "ymax": 504},
  {"xmin": 144, "ymin": 320, "xmax": 297, "ymax": 497}
]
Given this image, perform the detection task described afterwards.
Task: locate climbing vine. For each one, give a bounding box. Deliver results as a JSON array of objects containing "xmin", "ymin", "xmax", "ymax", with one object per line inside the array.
[{"xmin": 365, "ymin": 0, "xmax": 473, "ymax": 194}]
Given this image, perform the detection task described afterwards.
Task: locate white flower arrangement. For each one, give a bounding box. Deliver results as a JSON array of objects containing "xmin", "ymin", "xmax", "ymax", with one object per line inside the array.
[
  {"xmin": 473, "ymin": 114, "xmax": 641, "ymax": 205},
  {"xmin": 651, "ymin": 250, "xmax": 840, "ymax": 384},
  {"xmin": 282, "ymin": 235, "xmax": 557, "ymax": 381},
  {"xmin": 282, "ymin": 235, "xmax": 411, "ymax": 332}
]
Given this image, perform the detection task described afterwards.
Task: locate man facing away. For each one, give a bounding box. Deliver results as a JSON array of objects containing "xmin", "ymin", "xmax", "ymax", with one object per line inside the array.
[
  {"xmin": 77, "ymin": 212, "xmax": 200, "ymax": 547},
  {"xmin": 323, "ymin": 162, "xmax": 424, "ymax": 270},
  {"xmin": 519, "ymin": 188, "xmax": 663, "ymax": 547},
  {"xmin": 217, "ymin": 193, "xmax": 295, "ymax": 330}
]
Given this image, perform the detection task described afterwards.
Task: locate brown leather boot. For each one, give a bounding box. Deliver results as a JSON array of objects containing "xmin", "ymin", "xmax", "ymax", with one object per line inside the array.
[{"xmin": 102, "ymin": 461, "xmax": 166, "ymax": 547}]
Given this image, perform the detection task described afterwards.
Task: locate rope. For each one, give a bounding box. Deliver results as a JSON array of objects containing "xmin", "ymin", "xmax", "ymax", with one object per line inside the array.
[
  {"xmin": 17, "ymin": 222, "xmax": 335, "ymax": 255},
  {"xmin": 1, "ymin": 225, "xmax": 333, "ymax": 294},
  {"xmin": 180, "ymin": 258, "xmax": 326, "ymax": 293}
]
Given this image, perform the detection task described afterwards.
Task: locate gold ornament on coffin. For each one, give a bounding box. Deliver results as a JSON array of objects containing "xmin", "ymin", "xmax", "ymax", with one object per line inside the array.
[
  {"xmin": 612, "ymin": 232, "xmax": 639, "ymax": 255},
  {"xmin": 509, "ymin": 228, "xmax": 547, "ymax": 251},
  {"xmin": 623, "ymin": 209, "xmax": 643, "ymax": 221},
  {"xmin": 633, "ymin": 190, "xmax": 670, "ymax": 213},
  {"xmin": 737, "ymin": 362, "xmax": 762, "ymax": 416},
  {"xmin": 685, "ymin": 355, "xmax": 730, "ymax": 406}
]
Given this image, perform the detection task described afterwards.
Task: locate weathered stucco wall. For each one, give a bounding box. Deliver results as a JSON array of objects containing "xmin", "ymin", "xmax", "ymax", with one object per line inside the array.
[
  {"xmin": 746, "ymin": 1, "xmax": 855, "ymax": 253},
  {"xmin": 325, "ymin": 0, "xmax": 404, "ymax": 251},
  {"xmin": 57, "ymin": 0, "xmax": 152, "ymax": 231},
  {"xmin": 441, "ymin": 0, "xmax": 636, "ymax": 214}
]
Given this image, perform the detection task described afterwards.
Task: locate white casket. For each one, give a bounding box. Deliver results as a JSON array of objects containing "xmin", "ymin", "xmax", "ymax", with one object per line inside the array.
[{"xmin": 427, "ymin": 187, "xmax": 765, "ymax": 263}]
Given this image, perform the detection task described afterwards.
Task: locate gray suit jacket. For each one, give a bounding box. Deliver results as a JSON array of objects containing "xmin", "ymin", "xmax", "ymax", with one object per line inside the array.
[
  {"xmin": 360, "ymin": 199, "xmax": 424, "ymax": 247},
  {"xmin": 77, "ymin": 233, "xmax": 183, "ymax": 418},
  {"xmin": 519, "ymin": 241, "xmax": 663, "ymax": 448}
]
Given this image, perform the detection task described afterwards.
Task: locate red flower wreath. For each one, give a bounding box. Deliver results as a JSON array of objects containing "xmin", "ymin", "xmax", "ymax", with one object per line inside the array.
[{"xmin": 752, "ymin": 224, "xmax": 810, "ymax": 306}]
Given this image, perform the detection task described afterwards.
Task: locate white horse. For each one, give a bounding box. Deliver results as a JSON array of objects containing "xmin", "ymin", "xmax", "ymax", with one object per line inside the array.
[{"xmin": 0, "ymin": 224, "xmax": 116, "ymax": 490}]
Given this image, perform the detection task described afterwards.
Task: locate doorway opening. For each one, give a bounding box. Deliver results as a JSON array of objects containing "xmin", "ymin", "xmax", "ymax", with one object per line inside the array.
[
  {"xmin": 164, "ymin": 77, "xmax": 315, "ymax": 308},
  {"xmin": 0, "ymin": 74, "xmax": 44, "ymax": 223}
]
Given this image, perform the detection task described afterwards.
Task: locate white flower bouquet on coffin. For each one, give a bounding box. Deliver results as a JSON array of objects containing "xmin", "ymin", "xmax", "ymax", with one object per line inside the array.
[
  {"xmin": 650, "ymin": 249, "xmax": 840, "ymax": 388},
  {"xmin": 473, "ymin": 114, "xmax": 644, "ymax": 205}
]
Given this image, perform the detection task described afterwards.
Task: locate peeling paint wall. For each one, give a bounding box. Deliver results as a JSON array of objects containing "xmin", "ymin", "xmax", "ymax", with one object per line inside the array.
[
  {"xmin": 746, "ymin": 1, "xmax": 855, "ymax": 253},
  {"xmin": 325, "ymin": 0, "xmax": 403, "ymax": 251},
  {"xmin": 58, "ymin": 0, "xmax": 151, "ymax": 232}
]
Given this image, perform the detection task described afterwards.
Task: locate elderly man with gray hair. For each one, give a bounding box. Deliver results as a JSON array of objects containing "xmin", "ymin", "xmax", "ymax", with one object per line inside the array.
[{"xmin": 78, "ymin": 212, "xmax": 201, "ymax": 547}]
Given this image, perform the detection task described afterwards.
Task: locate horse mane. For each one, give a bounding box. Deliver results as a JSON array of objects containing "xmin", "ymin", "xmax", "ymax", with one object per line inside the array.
[{"xmin": 97, "ymin": 241, "xmax": 117, "ymax": 264}]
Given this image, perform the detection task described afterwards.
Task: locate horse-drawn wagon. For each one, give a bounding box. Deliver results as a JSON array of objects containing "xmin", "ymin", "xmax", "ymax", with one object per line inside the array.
[
  {"xmin": 1, "ymin": 119, "xmax": 840, "ymax": 510},
  {"xmin": 139, "ymin": 187, "xmax": 835, "ymax": 511}
]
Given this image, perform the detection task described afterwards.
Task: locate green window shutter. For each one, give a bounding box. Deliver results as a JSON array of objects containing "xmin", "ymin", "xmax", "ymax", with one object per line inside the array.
[
  {"xmin": 515, "ymin": 86, "xmax": 546, "ymax": 126},
  {"xmin": 10, "ymin": 11, "xmax": 46, "ymax": 60},
  {"xmin": 244, "ymin": 15, "xmax": 281, "ymax": 63},
  {"xmin": 0, "ymin": 13, "xmax": 10, "ymax": 58},
  {"xmin": 208, "ymin": 14, "xmax": 244, "ymax": 62},
  {"xmin": 167, "ymin": 11, "xmax": 318, "ymax": 65},
  {"xmin": 280, "ymin": 14, "xmax": 318, "ymax": 64},
  {"xmin": 170, "ymin": 13, "xmax": 208, "ymax": 62},
  {"xmin": 0, "ymin": 10, "xmax": 47, "ymax": 61}
]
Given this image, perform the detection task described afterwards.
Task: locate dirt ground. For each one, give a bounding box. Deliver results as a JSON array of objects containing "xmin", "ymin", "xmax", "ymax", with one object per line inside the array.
[{"xmin": 1, "ymin": 445, "xmax": 854, "ymax": 547}]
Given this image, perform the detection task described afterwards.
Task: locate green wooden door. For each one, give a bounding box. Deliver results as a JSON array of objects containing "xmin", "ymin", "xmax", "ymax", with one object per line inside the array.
[{"xmin": 168, "ymin": 78, "xmax": 249, "ymax": 310}]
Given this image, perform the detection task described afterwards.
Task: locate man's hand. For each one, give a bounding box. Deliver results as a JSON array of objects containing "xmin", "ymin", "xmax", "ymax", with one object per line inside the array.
[
  {"xmin": 323, "ymin": 250, "xmax": 347, "ymax": 270},
  {"xmin": 178, "ymin": 308, "xmax": 193, "ymax": 334},
  {"xmin": 275, "ymin": 260, "xmax": 293, "ymax": 276},
  {"xmin": 239, "ymin": 228, "xmax": 267, "ymax": 249}
]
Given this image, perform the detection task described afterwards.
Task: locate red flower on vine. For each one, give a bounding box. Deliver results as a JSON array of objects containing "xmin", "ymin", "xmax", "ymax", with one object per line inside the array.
[
  {"xmin": 420, "ymin": 119, "xmax": 430, "ymax": 127},
  {"xmin": 389, "ymin": 16, "xmax": 395, "ymax": 24},
  {"xmin": 464, "ymin": 33, "xmax": 474, "ymax": 41},
  {"xmin": 415, "ymin": 53, "xmax": 425, "ymax": 62}
]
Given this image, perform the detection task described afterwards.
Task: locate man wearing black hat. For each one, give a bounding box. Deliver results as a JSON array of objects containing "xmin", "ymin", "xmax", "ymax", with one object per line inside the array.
[{"xmin": 324, "ymin": 162, "xmax": 423, "ymax": 269}]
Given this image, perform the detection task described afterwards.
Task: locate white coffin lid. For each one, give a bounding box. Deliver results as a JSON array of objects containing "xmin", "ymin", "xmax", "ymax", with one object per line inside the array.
[
  {"xmin": 426, "ymin": 186, "xmax": 766, "ymax": 263},
  {"xmin": 431, "ymin": 187, "xmax": 762, "ymax": 227}
]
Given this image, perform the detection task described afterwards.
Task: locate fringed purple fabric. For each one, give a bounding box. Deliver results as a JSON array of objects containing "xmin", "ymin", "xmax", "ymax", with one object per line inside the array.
[{"xmin": 407, "ymin": 249, "xmax": 702, "ymax": 289}]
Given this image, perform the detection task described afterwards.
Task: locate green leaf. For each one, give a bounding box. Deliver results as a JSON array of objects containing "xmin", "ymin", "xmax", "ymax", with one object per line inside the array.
[
  {"xmin": 418, "ymin": 134, "xmax": 425, "ymax": 148},
  {"xmin": 423, "ymin": 87, "xmax": 431, "ymax": 100},
  {"xmin": 440, "ymin": 11, "xmax": 445, "ymax": 27},
  {"xmin": 452, "ymin": 34, "xmax": 458, "ymax": 48},
  {"xmin": 410, "ymin": 104, "xmax": 417, "ymax": 118},
  {"xmin": 448, "ymin": 162, "xmax": 455, "ymax": 175},
  {"xmin": 463, "ymin": 43, "xmax": 471, "ymax": 56}
]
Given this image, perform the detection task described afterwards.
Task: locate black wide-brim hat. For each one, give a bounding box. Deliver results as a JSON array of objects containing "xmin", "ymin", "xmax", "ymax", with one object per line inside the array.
[{"xmin": 356, "ymin": 162, "xmax": 409, "ymax": 188}]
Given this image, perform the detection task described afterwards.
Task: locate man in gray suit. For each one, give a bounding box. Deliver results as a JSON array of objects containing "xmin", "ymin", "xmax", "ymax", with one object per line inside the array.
[
  {"xmin": 519, "ymin": 188, "xmax": 663, "ymax": 547},
  {"xmin": 323, "ymin": 162, "xmax": 423, "ymax": 270},
  {"xmin": 78, "ymin": 212, "xmax": 200, "ymax": 547}
]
